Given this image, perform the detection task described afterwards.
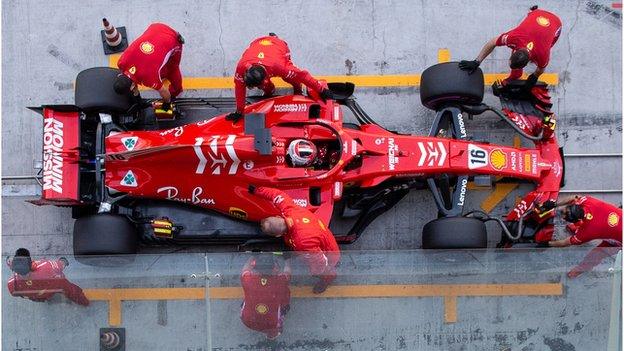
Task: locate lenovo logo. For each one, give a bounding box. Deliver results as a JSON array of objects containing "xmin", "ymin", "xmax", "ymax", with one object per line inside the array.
[{"xmin": 42, "ymin": 117, "xmax": 64, "ymax": 193}]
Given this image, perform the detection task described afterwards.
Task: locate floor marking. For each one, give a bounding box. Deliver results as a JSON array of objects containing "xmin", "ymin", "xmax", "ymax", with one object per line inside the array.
[
  {"xmin": 106, "ymin": 50, "xmax": 558, "ymax": 90},
  {"xmin": 85, "ymin": 283, "xmax": 562, "ymax": 326}
]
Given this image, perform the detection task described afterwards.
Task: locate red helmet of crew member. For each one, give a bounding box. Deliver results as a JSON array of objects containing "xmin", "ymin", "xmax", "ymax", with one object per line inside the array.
[{"xmin": 287, "ymin": 139, "xmax": 317, "ymax": 167}]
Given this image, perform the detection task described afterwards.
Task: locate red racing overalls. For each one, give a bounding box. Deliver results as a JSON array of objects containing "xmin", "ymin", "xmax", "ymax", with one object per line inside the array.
[
  {"xmin": 117, "ymin": 23, "xmax": 184, "ymax": 98},
  {"xmin": 566, "ymin": 196, "xmax": 622, "ymax": 277},
  {"xmin": 240, "ymin": 259, "xmax": 291, "ymax": 339},
  {"xmin": 495, "ymin": 9, "xmax": 562, "ymax": 82},
  {"xmin": 234, "ymin": 35, "xmax": 325, "ymax": 113},
  {"xmin": 7, "ymin": 259, "xmax": 89, "ymax": 306},
  {"xmin": 254, "ymin": 187, "xmax": 340, "ymax": 285}
]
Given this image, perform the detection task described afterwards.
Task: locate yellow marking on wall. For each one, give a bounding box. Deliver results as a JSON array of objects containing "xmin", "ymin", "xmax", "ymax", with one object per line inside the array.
[
  {"xmin": 85, "ymin": 283, "xmax": 562, "ymax": 325},
  {"xmin": 438, "ymin": 48, "xmax": 451, "ymax": 63}
]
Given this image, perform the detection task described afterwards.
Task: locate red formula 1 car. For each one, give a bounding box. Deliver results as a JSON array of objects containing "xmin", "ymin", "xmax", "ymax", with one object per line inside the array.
[{"xmin": 31, "ymin": 63, "xmax": 563, "ymax": 259}]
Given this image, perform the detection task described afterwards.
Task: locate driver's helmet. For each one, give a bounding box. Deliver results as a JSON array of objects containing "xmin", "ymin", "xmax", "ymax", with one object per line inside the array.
[{"xmin": 287, "ymin": 139, "xmax": 317, "ymax": 167}]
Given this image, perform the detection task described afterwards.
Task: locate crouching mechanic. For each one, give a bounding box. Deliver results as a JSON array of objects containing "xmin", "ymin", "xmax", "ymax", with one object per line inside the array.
[
  {"xmin": 459, "ymin": 6, "xmax": 562, "ymax": 89},
  {"xmin": 249, "ymin": 186, "xmax": 341, "ymax": 293},
  {"xmin": 240, "ymin": 254, "xmax": 291, "ymax": 340},
  {"xmin": 226, "ymin": 33, "xmax": 334, "ymax": 122},
  {"xmin": 7, "ymin": 248, "xmax": 89, "ymax": 306},
  {"xmin": 114, "ymin": 23, "xmax": 184, "ymax": 105},
  {"xmin": 541, "ymin": 196, "xmax": 622, "ymax": 278}
]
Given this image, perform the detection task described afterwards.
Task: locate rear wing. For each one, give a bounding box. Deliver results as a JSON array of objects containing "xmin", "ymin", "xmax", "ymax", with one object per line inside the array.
[{"xmin": 29, "ymin": 106, "xmax": 82, "ymax": 205}]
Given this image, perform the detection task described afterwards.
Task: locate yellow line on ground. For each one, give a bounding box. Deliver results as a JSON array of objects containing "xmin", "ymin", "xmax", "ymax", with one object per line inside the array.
[
  {"xmin": 106, "ymin": 50, "xmax": 558, "ymax": 89},
  {"xmin": 481, "ymin": 183, "xmax": 520, "ymax": 213},
  {"xmin": 444, "ymin": 296, "xmax": 457, "ymax": 323},
  {"xmin": 438, "ymin": 48, "xmax": 451, "ymax": 63}
]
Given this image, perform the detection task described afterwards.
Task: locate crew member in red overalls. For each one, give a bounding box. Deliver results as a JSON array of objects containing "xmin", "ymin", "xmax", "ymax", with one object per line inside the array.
[
  {"xmin": 249, "ymin": 186, "xmax": 341, "ymax": 293},
  {"xmin": 460, "ymin": 6, "xmax": 562, "ymax": 88},
  {"xmin": 7, "ymin": 248, "xmax": 89, "ymax": 306},
  {"xmin": 114, "ymin": 23, "xmax": 184, "ymax": 104},
  {"xmin": 240, "ymin": 254, "xmax": 291, "ymax": 340},
  {"xmin": 545, "ymin": 196, "xmax": 622, "ymax": 278},
  {"xmin": 226, "ymin": 33, "xmax": 333, "ymax": 122}
]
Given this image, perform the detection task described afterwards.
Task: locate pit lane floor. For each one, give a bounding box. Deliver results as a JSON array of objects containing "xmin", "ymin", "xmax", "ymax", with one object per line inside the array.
[{"xmin": 2, "ymin": 249, "xmax": 621, "ymax": 350}]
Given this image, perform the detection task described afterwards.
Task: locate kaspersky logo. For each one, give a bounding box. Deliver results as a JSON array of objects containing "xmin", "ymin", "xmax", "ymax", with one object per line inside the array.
[
  {"xmin": 121, "ymin": 136, "xmax": 138, "ymax": 151},
  {"xmin": 121, "ymin": 170, "xmax": 138, "ymax": 187}
]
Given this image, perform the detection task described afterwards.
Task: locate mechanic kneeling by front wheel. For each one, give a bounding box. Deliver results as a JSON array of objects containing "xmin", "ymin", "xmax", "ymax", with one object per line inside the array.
[
  {"xmin": 73, "ymin": 213, "xmax": 138, "ymax": 266},
  {"xmin": 422, "ymin": 217, "xmax": 488, "ymax": 249}
]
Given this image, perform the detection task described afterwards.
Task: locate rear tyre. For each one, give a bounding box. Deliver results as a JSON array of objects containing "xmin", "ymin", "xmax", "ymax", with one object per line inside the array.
[
  {"xmin": 420, "ymin": 62, "xmax": 484, "ymax": 110},
  {"xmin": 73, "ymin": 213, "xmax": 138, "ymax": 266},
  {"xmin": 422, "ymin": 217, "xmax": 487, "ymax": 249},
  {"xmin": 75, "ymin": 67, "xmax": 134, "ymax": 114}
]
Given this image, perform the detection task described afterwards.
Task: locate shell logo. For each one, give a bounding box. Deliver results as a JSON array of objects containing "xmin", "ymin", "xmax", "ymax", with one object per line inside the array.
[
  {"xmin": 490, "ymin": 149, "xmax": 507, "ymax": 170},
  {"xmin": 608, "ymin": 212, "xmax": 620, "ymax": 227},
  {"xmin": 259, "ymin": 39, "xmax": 273, "ymax": 46},
  {"xmin": 140, "ymin": 41, "xmax": 155, "ymax": 54},
  {"xmin": 255, "ymin": 303, "xmax": 268, "ymax": 314},
  {"xmin": 536, "ymin": 16, "xmax": 550, "ymax": 27}
]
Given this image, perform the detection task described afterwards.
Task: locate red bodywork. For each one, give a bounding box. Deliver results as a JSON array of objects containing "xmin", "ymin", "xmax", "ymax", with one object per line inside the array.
[{"xmin": 93, "ymin": 93, "xmax": 563, "ymax": 228}]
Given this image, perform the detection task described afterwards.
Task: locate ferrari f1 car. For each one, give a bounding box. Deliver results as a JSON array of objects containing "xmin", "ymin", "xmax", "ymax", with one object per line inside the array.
[{"xmin": 31, "ymin": 63, "xmax": 563, "ymax": 258}]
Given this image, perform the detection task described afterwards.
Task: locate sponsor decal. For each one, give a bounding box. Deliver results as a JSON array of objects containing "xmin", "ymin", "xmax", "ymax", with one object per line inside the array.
[
  {"xmin": 257, "ymin": 52, "xmax": 265, "ymax": 59},
  {"xmin": 229, "ymin": 207, "xmax": 248, "ymax": 219},
  {"xmin": 333, "ymin": 105, "xmax": 340, "ymax": 121},
  {"xmin": 157, "ymin": 186, "xmax": 216, "ymax": 205},
  {"xmin": 586, "ymin": 213, "xmax": 593, "ymax": 220},
  {"xmin": 334, "ymin": 181, "xmax": 343, "ymax": 198},
  {"xmin": 273, "ymin": 103, "xmax": 307, "ymax": 113},
  {"xmin": 552, "ymin": 161, "xmax": 561, "ymax": 177},
  {"xmin": 260, "ymin": 278, "xmax": 268, "ymax": 286},
  {"xmin": 293, "ymin": 199, "xmax": 308, "ymax": 207},
  {"xmin": 121, "ymin": 170, "xmax": 138, "ymax": 187},
  {"xmin": 524, "ymin": 154, "xmax": 532, "ymax": 172},
  {"xmin": 375, "ymin": 138, "xmax": 385, "ymax": 145},
  {"xmin": 490, "ymin": 149, "xmax": 507, "ymax": 171},
  {"xmin": 259, "ymin": 39, "xmax": 273, "ymax": 46},
  {"xmin": 456, "ymin": 113, "xmax": 467, "ymax": 138},
  {"xmin": 159, "ymin": 126, "xmax": 184, "ymax": 137},
  {"xmin": 194, "ymin": 135, "xmax": 240, "ymax": 175},
  {"xmin": 196, "ymin": 119, "xmax": 214, "ymax": 126},
  {"xmin": 388, "ymin": 138, "xmax": 399, "ymax": 170},
  {"xmin": 417, "ymin": 141, "xmax": 447, "ymax": 167},
  {"xmin": 302, "ymin": 217, "xmax": 310, "ymax": 224},
  {"xmin": 536, "ymin": 16, "xmax": 550, "ymax": 27},
  {"xmin": 243, "ymin": 160, "xmax": 254, "ymax": 170},
  {"xmin": 457, "ymin": 178, "xmax": 468, "ymax": 206},
  {"xmin": 608, "ymin": 213, "xmax": 619, "ymax": 227},
  {"xmin": 467, "ymin": 144, "xmax": 488, "ymax": 169},
  {"xmin": 255, "ymin": 303, "xmax": 268, "ymax": 314},
  {"xmin": 343, "ymin": 141, "xmax": 348, "ymax": 154},
  {"xmin": 513, "ymin": 200, "xmax": 528, "ymax": 218},
  {"xmin": 42, "ymin": 117, "xmax": 64, "ymax": 194},
  {"xmin": 121, "ymin": 136, "xmax": 138, "ymax": 151},
  {"xmin": 531, "ymin": 154, "xmax": 538, "ymax": 174},
  {"xmin": 275, "ymin": 155, "xmax": 285, "ymax": 164},
  {"xmin": 527, "ymin": 41, "xmax": 534, "ymax": 50},
  {"xmin": 351, "ymin": 140, "xmax": 357, "ymax": 155},
  {"xmin": 128, "ymin": 66, "xmax": 136, "ymax": 75},
  {"xmin": 140, "ymin": 41, "xmax": 154, "ymax": 54},
  {"xmin": 511, "ymin": 151, "xmax": 518, "ymax": 171},
  {"xmin": 273, "ymin": 195, "xmax": 284, "ymax": 205}
]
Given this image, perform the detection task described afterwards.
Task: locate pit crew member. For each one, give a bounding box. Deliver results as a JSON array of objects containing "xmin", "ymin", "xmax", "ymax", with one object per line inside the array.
[
  {"xmin": 226, "ymin": 33, "xmax": 333, "ymax": 122},
  {"xmin": 114, "ymin": 22, "xmax": 184, "ymax": 105},
  {"xmin": 7, "ymin": 248, "xmax": 90, "ymax": 306},
  {"xmin": 543, "ymin": 196, "xmax": 622, "ymax": 278},
  {"xmin": 240, "ymin": 254, "xmax": 291, "ymax": 340},
  {"xmin": 249, "ymin": 186, "xmax": 341, "ymax": 294},
  {"xmin": 459, "ymin": 6, "xmax": 562, "ymax": 88}
]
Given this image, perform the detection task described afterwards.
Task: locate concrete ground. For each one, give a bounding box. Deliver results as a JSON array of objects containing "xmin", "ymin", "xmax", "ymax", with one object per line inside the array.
[{"xmin": 1, "ymin": 0, "xmax": 622, "ymax": 350}]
